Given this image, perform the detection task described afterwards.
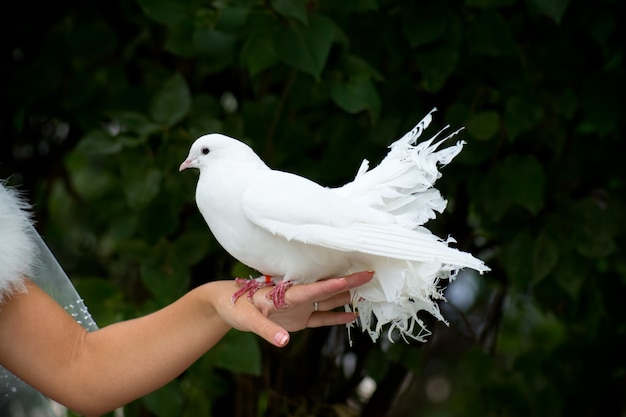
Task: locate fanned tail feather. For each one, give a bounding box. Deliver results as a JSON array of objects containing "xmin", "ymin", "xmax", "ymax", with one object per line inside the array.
[
  {"xmin": 351, "ymin": 258, "xmax": 464, "ymax": 343},
  {"xmin": 335, "ymin": 108, "xmax": 465, "ymax": 229},
  {"xmin": 333, "ymin": 109, "xmax": 488, "ymax": 343}
]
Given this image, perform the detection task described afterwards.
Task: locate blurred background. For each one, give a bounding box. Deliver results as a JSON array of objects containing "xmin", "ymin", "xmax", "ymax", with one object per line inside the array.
[{"xmin": 1, "ymin": 0, "xmax": 624, "ymax": 416}]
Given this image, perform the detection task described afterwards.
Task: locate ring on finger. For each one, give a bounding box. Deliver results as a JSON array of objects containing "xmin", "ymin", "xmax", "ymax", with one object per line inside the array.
[{"xmin": 313, "ymin": 301, "xmax": 319, "ymax": 312}]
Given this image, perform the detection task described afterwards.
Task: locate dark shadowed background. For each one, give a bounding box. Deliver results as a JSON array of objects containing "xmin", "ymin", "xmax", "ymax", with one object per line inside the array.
[{"xmin": 1, "ymin": 0, "xmax": 625, "ymax": 416}]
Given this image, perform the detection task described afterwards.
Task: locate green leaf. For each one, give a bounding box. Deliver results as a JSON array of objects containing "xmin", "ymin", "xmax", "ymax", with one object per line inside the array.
[
  {"xmin": 467, "ymin": 10, "xmax": 517, "ymax": 56},
  {"xmin": 164, "ymin": 21, "xmax": 200, "ymax": 58},
  {"xmin": 530, "ymin": 309, "xmax": 566, "ymax": 352},
  {"xmin": 330, "ymin": 77, "xmax": 381, "ymax": 120},
  {"xmin": 75, "ymin": 130, "xmax": 122, "ymax": 155},
  {"xmin": 530, "ymin": 0, "xmax": 570, "ymax": 24},
  {"xmin": 214, "ymin": 6, "xmax": 250, "ymax": 33},
  {"xmin": 241, "ymin": 32, "xmax": 279, "ymax": 76},
  {"xmin": 136, "ymin": 0, "xmax": 191, "ymax": 26},
  {"xmin": 364, "ymin": 346, "xmax": 390, "ymax": 382},
  {"xmin": 119, "ymin": 149, "xmax": 163, "ymax": 210},
  {"xmin": 173, "ymin": 232, "xmax": 212, "ymax": 266},
  {"xmin": 125, "ymin": 168, "xmax": 162, "ymax": 210},
  {"xmin": 532, "ymin": 232, "xmax": 559, "ymax": 283},
  {"xmin": 119, "ymin": 239, "xmax": 153, "ymax": 260},
  {"xmin": 318, "ymin": 0, "xmax": 378, "ymax": 12},
  {"xmin": 415, "ymin": 41, "xmax": 460, "ymax": 92},
  {"xmin": 142, "ymin": 380, "xmax": 183, "ymax": 417},
  {"xmin": 570, "ymin": 198, "xmax": 617, "ymax": 259},
  {"xmin": 318, "ymin": 0, "xmax": 377, "ymax": 11},
  {"xmin": 338, "ymin": 54, "xmax": 383, "ymax": 81},
  {"xmin": 66, "ymin": 22, "xmax": 118, "ymax": 64},
  {"xmin": 189, "ymin": 95, "xmax": 224, "ymax": 138},
  {"xmin": 73, "ymin": 278, "xmax": 126, "ymax": 327},
  {"xmin": 64, "ymin": 155, "xmax": 116, "ymax": 202},
  {"xmin": 108, "ymin": 111, "xmax": 161, "ymax": 137},
  {"xmin": 271, "ymin": 0, "xmax": 308, "ymax": 24},
  {"xmin": 402, "ymin": 2, "xmax": 448, "ymax": 48},
  {"xmin": 504, "ymin": 96, "xmax": 544, "ymax": 140},
  {"xmin": 502, "ymin": 230, "xmax": 534, "ymax": 288},
  {"xmin": 465, "ymin": 111, "xmax": 500, "ymax": 140},
  {"xmin": 479, "ymin": 155, "xmax": 545, "ymax": 219},
  {"xmin": 499, "ymin": 155, "xmax": 545, "ymax": 215},
  {"xmin": 551, "ymin": 88, "xmax": 578, "ymax": 120},
  {"xmin": 387, "ymin": 344, "xmax": 423, "ymax": 372},
  {"xmin": 459, "ymin": 348, "xmax": 496, "ymax": 385},
  {"xmin": 140, "ymin": 250, "xmax": 189, "ymax": 306},
  {"xmin": 554, "ymin": 252, "xmax": 587, "ymax": 301},
  {"xmin": 150, "ymin": 73, "xmax": 191, "ymax": 126},
  {"xmin": 209, "ymin": 330, "xmax": 262, "ymax": 376},
  {"xmin": 192, "ymin": 27, "xmax": 237, "ymax": 57},
  {"xmin": 274, "ymin": 14, "xmax": 336, "ymax": 80},
  {"xmin": 578, "ymin": 73, "xmax": 620, "ymax": 136},
  {"xmin": 466, "ymin": 0, "xmax": 517, "ymax": 8},
  {"xmin": 101, "ymin": 213, "xmax": 138, "ymax": 250}
]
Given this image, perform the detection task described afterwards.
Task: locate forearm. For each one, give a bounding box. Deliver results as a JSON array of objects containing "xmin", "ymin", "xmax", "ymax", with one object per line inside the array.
[
  {"xmin": 0, "ymin": 280, "xmax": 232, "ymax": 416},
  {"xmin": 72, "ymin": 284, "xmax": 231, "ymax": 414}
]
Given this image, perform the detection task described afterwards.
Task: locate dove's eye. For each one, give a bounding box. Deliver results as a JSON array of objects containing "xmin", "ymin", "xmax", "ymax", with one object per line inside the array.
[{"xmin": 201, "ymin": 147, "xmax": 210, "ymax": 155}]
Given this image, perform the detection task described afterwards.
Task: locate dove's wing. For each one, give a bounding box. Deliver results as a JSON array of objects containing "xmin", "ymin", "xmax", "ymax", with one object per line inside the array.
[
  {"xmin": 241, "ymin": 170, "xmax": 393, "ymax": 231},
  {"xmin": 241, "ymin": 171, "xmax": 487, "ymax": 271}
]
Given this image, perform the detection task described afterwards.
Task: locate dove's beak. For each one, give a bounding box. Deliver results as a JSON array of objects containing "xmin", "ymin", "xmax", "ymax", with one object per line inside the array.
[{"xmin": 179, "ymin": 159, "xmax": 193, "ymax": 172}]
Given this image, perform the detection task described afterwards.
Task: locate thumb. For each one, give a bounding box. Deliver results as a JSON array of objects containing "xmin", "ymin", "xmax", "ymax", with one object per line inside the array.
[{"xmin": 251, "ymin": 315, "xmax": 291, "ymax": 347}]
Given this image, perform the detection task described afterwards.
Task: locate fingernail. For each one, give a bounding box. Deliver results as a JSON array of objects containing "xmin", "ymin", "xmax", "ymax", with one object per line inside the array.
[{"xmin": 275, "ymin": 331, "xmax": 289, "ymax": 346}]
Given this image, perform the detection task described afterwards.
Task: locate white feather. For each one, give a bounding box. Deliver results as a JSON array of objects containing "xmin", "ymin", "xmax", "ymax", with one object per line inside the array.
[
  {"xmin": 0, "ymin": 183, "xmax": 37, "ymax": 303},
  {"xmin": 335, "ymin": 108, "xmax": 465, "ymax": 230}
]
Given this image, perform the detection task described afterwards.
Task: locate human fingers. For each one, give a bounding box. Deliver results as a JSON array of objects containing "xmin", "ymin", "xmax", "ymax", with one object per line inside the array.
[
  {"xmin": 244, "ymin": 307, "xmax": 291, "ymax": 347},
  {"xmin": 287, "ymin": 271, "xmax": 373, "ymax": 304},
  {"xmin": 307, "ymin": 311, "xmax": 358, "ymax": 328},
  {"xmin": 314, "ymin": 292, "xmax": 351, "ymax": 312},
  {"xmin": 343, "ymin": 270, "xmax": 375, "ymax": 288}
]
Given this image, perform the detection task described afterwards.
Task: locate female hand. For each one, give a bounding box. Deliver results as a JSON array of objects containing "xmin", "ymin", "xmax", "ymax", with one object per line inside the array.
[{"xmin": 211, "ymin": 271, "xmax": 373, "ymax": 347}]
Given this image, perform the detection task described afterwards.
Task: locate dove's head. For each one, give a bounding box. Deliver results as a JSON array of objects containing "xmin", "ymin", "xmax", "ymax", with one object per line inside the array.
[{"xmin": 179, "ymin": 133, "xmax": 259, "ymax": 172}]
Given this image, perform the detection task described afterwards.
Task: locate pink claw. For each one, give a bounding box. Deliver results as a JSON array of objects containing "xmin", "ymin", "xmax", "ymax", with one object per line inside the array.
[
  {"xmin": 266, "ymin": 280, "xmax": 293, "ymax": 309},
  {"xmin": 231, "ymin": 275, "xmax": 275, "ymax": 304}
]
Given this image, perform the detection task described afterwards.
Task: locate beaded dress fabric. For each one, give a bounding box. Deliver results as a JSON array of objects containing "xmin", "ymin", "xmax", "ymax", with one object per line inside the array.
[{"xmin": 0, "ymin": 184, "xmax": 98, "ymax": 416}]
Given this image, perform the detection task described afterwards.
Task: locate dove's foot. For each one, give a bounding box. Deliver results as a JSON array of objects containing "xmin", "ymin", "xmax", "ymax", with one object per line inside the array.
[
  {"xmin": 231, "ymin": 275, "xmax": 275, "ymax": 304},
  {"xmin": 266, "ymin": 280, "xmax": 293, "ymax": 310}
]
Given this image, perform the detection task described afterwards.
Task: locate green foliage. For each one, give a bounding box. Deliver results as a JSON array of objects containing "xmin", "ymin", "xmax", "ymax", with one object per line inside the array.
[
  {"xmin": 2, "ymin": 0, "xmax": 625, "ymax": 416},
  {"xmin": 206, "ymin": 330, "xmax": 262, "ymax": 376},
  {"xmin": 150, "ymin": 73, "xmax": 192, "ymax": 127}
]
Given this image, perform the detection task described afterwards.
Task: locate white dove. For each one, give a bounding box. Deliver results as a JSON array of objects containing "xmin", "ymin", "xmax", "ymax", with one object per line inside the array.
[{"xmin": 180, "ymin": 108, "xmax": 489, "ymax": 342}]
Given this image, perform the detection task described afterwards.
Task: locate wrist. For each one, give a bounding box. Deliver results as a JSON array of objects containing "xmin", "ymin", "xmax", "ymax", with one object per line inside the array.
[{"xmin": 193, "ymin": 281, "xmax": 234, "ymax": 334}]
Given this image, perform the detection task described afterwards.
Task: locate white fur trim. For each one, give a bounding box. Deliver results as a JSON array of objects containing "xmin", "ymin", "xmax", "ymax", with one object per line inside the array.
[{"xmin": 0, "ymin": 183, "xmax": 36, "ymax": 303}]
